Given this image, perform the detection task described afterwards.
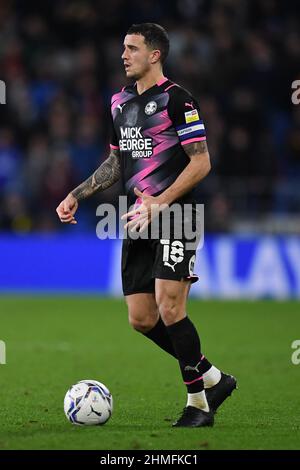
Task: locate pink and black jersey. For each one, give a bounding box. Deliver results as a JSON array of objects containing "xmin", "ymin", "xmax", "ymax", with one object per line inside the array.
[{"xmin": 110, "ymin": 77, "xmax": 206, "ymax": 208}]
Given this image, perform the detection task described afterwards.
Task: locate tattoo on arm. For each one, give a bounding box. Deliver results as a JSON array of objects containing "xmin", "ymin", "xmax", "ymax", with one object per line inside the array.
[
  {"xmin": 183, "ymin": 140, "xmax": 208, "ymax": 158},
  {"xmin": 71, "ymin": 149, "xmax": 121, "ymax": 201}
]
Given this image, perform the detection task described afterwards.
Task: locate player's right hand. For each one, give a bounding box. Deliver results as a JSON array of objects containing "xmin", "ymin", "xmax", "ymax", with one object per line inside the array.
[{"xmin": 56, "ymin": 193, "xmax": 78, "ymax": 224}]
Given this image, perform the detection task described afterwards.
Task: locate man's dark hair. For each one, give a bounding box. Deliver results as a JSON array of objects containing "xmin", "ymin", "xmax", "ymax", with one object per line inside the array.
[{"xmin": 126, "ymin": 23, "xmax": 169, "ymax": 64}]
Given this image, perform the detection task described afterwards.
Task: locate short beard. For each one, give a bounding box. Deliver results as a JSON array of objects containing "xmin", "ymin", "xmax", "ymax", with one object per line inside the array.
[
  {"xmin": 128, "ymin": 71, "xmax": 142, "ymax": 81},
  {"xmin": 128, "ymin": 64, "xmax": 150, "ymax": 81}
]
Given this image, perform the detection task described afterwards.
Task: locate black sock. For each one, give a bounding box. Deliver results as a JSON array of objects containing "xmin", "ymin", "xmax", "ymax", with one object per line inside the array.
[
  {"xmin": 143, "ymin": 317, "xmax": 213, "ymax": 376},
  {"xmin": 143, "ymin": 317, "xmax": 177, "ymax": 358},
  {"xmin": 166, "ymin": 317, "xmax": 204, "ymax": 393},
  {"xmin": 201, "ymin": 355, "xmax": 212, "ymax": 374}
]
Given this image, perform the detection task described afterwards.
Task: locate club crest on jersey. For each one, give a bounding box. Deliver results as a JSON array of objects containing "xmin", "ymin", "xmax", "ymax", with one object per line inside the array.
[{"xmin": 145, "ymin": 101, "xmax": 157, "ymax": 115}]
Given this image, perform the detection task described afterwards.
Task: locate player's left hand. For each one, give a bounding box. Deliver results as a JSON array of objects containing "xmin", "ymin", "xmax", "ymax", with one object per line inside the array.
[{"xmin": 121, "ymin": 187, "xmax": 167, "ymax": 233}]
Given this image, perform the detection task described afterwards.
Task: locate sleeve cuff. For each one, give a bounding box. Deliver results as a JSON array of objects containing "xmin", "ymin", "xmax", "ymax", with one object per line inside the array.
[{"xmin": 181, "ymin": 137, "xmax": 206, "ymax": 145}]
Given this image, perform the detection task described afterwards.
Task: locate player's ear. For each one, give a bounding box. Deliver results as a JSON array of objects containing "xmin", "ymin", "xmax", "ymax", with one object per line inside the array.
[{"xmin": 150, "ymin": 49, "xmax": 161, "ymax": 64}]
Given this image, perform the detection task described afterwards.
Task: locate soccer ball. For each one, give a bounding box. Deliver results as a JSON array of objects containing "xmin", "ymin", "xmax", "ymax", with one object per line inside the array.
[{"xmin": 64, "ymin": 379, "xmax": 113, "ymax": 425}]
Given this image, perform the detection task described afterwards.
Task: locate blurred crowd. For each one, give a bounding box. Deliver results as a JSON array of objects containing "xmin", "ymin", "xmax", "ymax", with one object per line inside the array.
[{"xmin": 0, "ymin": 0, "xmax": 299, "ymax": 233}]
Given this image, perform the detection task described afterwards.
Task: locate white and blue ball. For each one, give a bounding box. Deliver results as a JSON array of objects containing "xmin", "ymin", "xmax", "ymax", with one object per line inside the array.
[{"xmin": 64, "ymin": 380, "xmax": 113, "ymax": 425}]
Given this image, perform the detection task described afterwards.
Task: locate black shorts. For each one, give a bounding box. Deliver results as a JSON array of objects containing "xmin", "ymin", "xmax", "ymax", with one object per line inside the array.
[{"xmin": 121, "ymin": 236, "xmax": 199, "ymax": 296}]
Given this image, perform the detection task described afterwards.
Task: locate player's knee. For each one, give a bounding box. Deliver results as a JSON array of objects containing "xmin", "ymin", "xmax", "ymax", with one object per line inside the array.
[
  {"xmin": 157, "ymin": 298, "xmax": 179, "ymax": 326},
  {"xmin": 128, "ymin": 312, "xmax": 157, "ymax": 333}
]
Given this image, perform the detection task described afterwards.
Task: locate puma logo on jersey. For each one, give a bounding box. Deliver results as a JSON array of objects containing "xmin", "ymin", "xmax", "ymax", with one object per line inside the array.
[
  {"xmin": 184, "ymin": 361, "xmax": 201, "ymax": 373},
  {"xmin": 117, "ymin": 103, "xmax": 126, "ymax": 113},
  {"xmin": 185, "ymin": 101, "xmax": 194, "ymax": 109}
]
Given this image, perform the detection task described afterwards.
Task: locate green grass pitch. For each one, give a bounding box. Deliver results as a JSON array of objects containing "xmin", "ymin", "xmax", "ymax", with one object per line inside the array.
[{"xmin": 0, "ymin": 297, "xmax": 299, "ymax": 450}]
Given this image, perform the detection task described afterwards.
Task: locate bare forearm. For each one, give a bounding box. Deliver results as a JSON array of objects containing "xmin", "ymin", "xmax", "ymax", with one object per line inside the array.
[
  {"xmin": 157, "ymin": 141, "xmax": 211, "ymax": 205},
  {"xmin": 71, "ymin": 149, "xmax": 121, "ymax": 201}
]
